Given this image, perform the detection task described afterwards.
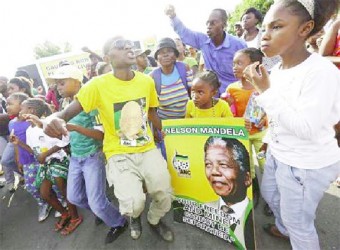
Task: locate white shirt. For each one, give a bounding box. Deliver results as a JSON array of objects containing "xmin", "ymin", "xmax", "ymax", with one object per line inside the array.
[
  {"xmin": 256, "ymin": 53, "xmax": 340, "ymax": 169},
  {"xmin": 26, "ymin": 125, "xmax": 69, "ymax": 162}
]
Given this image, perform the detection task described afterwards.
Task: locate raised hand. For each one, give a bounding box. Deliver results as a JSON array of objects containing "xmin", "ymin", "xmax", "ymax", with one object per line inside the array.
[
  {"xmin": 164, "ymin": 5, "xmax": 176, "ymax": 18},
  {"xmin": 243, "ymin": 62, "xmax": 270, "ymax": 93}
]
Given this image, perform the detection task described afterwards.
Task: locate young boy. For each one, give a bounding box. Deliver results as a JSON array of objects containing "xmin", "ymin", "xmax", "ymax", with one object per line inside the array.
[
  {"xmin": 45, "ymin": 65, "xmax": 127, "ymax": 243},
  {"xmin": 42, "ymin": 37, "xmax": 173, "ymax": 242}
]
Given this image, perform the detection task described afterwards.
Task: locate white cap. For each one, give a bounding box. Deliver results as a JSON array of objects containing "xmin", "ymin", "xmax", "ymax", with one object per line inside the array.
[{"xmin": 46, "ymin": 65, "xmax": 83, "ymax": 84}]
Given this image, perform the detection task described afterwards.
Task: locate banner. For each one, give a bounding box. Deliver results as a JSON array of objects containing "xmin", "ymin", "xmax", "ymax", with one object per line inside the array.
[{"xmin": 163, "ymin": 118, "xmax": 255, "ymax": 250}]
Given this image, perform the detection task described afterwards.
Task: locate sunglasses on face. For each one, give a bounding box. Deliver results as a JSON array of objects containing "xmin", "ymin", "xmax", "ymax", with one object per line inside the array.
[{"xmin": 110, "ymin": 39, "xmax": 135, "ymax": 51}]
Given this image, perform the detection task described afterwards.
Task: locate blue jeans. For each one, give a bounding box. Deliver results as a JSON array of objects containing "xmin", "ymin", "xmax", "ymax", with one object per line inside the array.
[
  {"xmin": 261, "ymin": 150, "xmax": 340, "ymax": 250},
  {"xmin": 1, "ymin": 142, "xmax": 19, "ymax": 184},
  {"xmin": 67, "ymin": 150, "xmax": 126, "ymax": 228}
]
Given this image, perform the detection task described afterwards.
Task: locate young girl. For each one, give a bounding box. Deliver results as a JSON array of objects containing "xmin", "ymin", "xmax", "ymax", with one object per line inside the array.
[
  {"xmin": 185, "ymin": 70, "xmax": 232, "ymax": 118},
  {"xmin": 2, "ymin": 93, "xmax": 29, "ymax": 192},
  {"xmin": 225, "ymin": 48, "xmax": 267, "ymax": 208},
  {"xmin": 7, "ymin": 77, "xmax": 33, "ymax": 98},
  {"xmin": 8, "ymin": 94, "xmax": 54, "ymax": 222},
  {"xmin": 12, "ymin": 98, "xmax": 82, "ymax": 235},
  {"xmin": 244, "ymin": 1, "xmax": 340, "ymax": 249}
]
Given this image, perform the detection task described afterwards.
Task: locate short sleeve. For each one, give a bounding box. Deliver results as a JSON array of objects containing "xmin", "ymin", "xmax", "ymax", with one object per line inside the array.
[
  {"xmin": 75, "ymin": 79, "xmax": 100, "ymax": 113},
  {"xmin": 149, "ymin": 78, "xmax": 159, "ymax": 108}
]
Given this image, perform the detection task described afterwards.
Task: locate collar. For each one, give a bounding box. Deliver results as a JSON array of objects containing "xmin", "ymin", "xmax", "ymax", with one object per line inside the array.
[
  {"xmin": 218, "ymin": 197, "xmax": 249, "ymax": 219},
  {"xmin": 204, "ymin": 32, "xmax": 230, "ymax": 48}
]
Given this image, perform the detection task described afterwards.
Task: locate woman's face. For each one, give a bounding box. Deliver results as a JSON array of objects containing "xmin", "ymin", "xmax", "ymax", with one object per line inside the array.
[
  {"xmin": 242, "ymin": 12, "xmax": 259, "ymax": 30},
  {"xmin": 157, "ymin": 47, "xmax": 177, "ymax": 67}
]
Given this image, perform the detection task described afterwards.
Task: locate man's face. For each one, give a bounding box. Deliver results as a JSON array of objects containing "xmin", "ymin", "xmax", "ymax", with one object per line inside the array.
[
  {"xmin": 107, "ymin": 38, "xmax": 136, "ymax": 68},
  {"xmin": 136, "ymin": 53, "xmax": 148, "ymax": 69},
  {"xmin": 205, "ymin": 145, "xmax": 248, "ymax": 203},
  {"xmin": 206, "ymin": 10, "xmax": 225, "ymax": 39}
]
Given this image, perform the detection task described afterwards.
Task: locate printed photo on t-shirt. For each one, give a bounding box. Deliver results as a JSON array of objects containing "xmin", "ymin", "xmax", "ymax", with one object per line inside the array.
[{"xmin": 113, "ymin": 97, "xmax": 150, "ymax": 147}]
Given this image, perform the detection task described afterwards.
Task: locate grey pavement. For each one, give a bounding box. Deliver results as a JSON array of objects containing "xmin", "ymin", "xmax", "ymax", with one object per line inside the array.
[{"xmin": 0, "ymin": 174, "xmax": 339, "ymax": 250}]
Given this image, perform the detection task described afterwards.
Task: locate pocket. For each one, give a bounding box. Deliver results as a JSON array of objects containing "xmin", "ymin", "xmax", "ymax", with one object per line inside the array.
[
  {"xmin": 289, "ymin": 166, "xmax": 306, "ymax": 186},
  {"xmin": 113, "ymin": 155, "xmax": 128, "ymax": 172}
]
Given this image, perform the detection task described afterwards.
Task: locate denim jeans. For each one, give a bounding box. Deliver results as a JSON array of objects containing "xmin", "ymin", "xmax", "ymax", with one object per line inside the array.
[
  {"xmin": 261, "ymin": 150, "xmax": 340, "ymax": 250},
  {"xmin": 67, "ymin": 150, "xmax": 125, "ymax": 228},
  {"xmin": 1, "ymin": 142, "xmax": 19, "ymax": 184}
]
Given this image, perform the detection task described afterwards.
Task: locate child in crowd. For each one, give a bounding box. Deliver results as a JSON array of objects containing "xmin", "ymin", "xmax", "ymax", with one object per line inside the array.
[
  {"xmin": 11, "ymin": 97, "xmax": 82, "ymax": 235},
  {"xmin": 1, "ymin": 92, "xmax": 29, "ymax": 192},
  {"xmin": 8, "ymin": 95, "xmax": 53, "ymax": 222},
  {"xmin": 226, "ymin": 48, "xmax": 267, "ymax": 178},
  {"xmin": 45, "ymin": 81, "xmax": 61, "ymax": 112},
  {"xmin": 7, "ymin": 77, "xmax": 33, "ymax": 97},
  {"xmin": 45, "ymin": 65, "xmax": 125, "ymax": 244},
  {"xmin": 243, "ymin": 1, "xmax": 340, "ymax": 249},
  {"xmin": 185, "ymin": 70, "xmax": 232, "ymax": 118}
]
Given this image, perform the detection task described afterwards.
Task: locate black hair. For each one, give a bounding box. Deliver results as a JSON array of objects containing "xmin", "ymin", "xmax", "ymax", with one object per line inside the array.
[
  {"xmin": 8, "ymin": 77, "xmax": 33, "ymax": 97},
  {"xmin": 23, "ymin": 98, "xmax": 52, "ymax": 118},
  {"xmin": 241, "ymin": 7, "xmax": 263, "ymax": 24},
  {"xmin": 15, "ymin": 70, "xmax": 30, "ymax": 80},
  {"xmin": 276, "ymin": 0, "xmax": 339, "ymax": 37},
  {"xmin": 8, "ymin": 92, "xmax": 29, "ymax": 104},
  {"xmin": 204, "ymin": 137, "xmax": 250, "ymax": 174},
  {"xmin": 212, "ymin": 8, "xmax": 228, "ymax": 28},
  {"xmin": 196, "ymin": 70, "xmax": 221, "ymax": 91},
  {"xmin": 236, "ymin": 48, "xmax": 264, "ymax": 64}
]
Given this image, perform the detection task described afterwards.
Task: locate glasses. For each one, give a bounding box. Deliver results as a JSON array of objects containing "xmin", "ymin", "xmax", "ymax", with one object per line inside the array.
[{"xmin": 110, "ymin": 39, "xmax": 135, "ymax": 51}]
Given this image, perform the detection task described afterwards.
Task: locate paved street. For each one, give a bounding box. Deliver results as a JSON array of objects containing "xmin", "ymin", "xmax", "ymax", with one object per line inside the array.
[{"xmin": 0, "ymin": 175, "xmax": 339, "ymax": 250}]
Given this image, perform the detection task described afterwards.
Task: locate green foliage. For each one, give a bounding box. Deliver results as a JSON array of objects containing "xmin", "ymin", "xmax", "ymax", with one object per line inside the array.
[
  {"xmin": 228, "ymin": 0, "xmax": 274, "ymax": 34},
  {"xmin": 33, "ymin": 41, "xmax": 73, "ymax": 59}
]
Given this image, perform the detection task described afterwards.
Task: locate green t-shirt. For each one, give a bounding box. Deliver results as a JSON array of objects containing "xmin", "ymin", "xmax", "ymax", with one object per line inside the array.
[
  {"xmin": 183, "ymin": 57, "xmax": 198, "ymax": 68},
  {"xmin": 69, "ymin": 110, "xmax": 102, "ymax": 157}
]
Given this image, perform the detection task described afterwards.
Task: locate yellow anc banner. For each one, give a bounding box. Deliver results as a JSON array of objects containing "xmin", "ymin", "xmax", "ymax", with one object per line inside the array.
[{"xmin": 163, "ymin": 118, "xmax": 255, "ymax": 250}]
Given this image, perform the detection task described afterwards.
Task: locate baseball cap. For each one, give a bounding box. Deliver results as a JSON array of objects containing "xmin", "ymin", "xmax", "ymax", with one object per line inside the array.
[
  {"xmin": 134, "ymin": 49, "xmax": 148, "ymax": 57},
  {"xmin": 46, "ymin": 65, "xmax": 83, "ymax": 84}
]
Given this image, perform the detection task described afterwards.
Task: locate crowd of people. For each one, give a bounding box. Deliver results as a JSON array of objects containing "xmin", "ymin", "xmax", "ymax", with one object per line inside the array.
[{"xmin": 1, "ymin": 0, "xmax": 340, "ymax": 249}]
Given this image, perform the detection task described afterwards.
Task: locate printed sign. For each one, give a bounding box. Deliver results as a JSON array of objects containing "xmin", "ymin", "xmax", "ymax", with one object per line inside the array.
[{"xmin": 163, "ymin": 118, "xmax": 255, "ymax": 250}]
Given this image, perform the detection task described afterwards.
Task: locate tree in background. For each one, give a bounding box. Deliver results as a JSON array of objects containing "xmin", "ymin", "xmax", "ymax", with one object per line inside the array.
[
  {"xmin": 228, "ymin": 0, "xmax": 274, "ymax": 35},
  {"xmin": 33, "ymin": 41, "xmax": 72, "ymax": 59}
]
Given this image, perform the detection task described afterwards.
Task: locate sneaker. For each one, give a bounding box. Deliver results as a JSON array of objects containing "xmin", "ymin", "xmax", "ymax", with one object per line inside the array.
[
  {"xmin": 0, "ymin": 180, "xmax": 5, "ymax": 188},
  {"xmin": 130, "ymin": 216, "xmax": 142, "ymax": 240},
  {"xmin": 148, "ymin": 220, "xmax": 174, "ymax": 242},
  {"xmin": 0, "ymin": 170, "xmax": 4, "ymax": 176},
  {"xmin": 105, "ymin": 220, "xmax": 128, "ymax": 244},
  {"xmin": 38, "ymin": 204, "xmax": 52, "ymax": 222},
  {"xmin": 7, "ymin": 182, "xmax": 15, "ymax": 193}
]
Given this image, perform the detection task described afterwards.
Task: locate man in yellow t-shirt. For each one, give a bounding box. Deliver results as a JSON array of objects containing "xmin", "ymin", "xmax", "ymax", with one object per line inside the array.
[{"xmin": 42, "ymin": 36, "xmax": 173, "ymax": 243}]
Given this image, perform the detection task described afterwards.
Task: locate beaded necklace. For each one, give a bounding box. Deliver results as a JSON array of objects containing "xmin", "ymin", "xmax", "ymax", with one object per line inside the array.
[{"xmin": 194, "ymin": 98, "xmax": 216, "ymax": 118}]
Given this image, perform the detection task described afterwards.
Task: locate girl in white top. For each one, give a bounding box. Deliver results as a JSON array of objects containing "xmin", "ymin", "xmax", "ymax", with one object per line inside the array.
[{"xmin": 244, "ymin": 1, "xmax": 340, "ymax": 250}]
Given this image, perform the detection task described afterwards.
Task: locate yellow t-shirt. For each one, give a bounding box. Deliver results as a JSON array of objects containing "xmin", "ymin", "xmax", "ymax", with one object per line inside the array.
[
  {"xmin": 185, "ymin": 99, "xmax": 233, "ymax": 118},
  {"xmin": 76, "ymin": 71, "xmax": 158, "ymax": 159}
]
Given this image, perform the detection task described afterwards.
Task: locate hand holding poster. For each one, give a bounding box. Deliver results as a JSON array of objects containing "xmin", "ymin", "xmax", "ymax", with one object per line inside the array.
[{"xmin": 163, "ymin": 118, "xmax": 255, "ymax": 250}]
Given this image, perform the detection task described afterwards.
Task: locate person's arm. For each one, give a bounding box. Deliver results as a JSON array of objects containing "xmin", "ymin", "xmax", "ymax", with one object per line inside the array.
[
  {"xmin": 10, "ymin": 134, "xmax": 34, "ymax": 154},
  {"xmin": 37, "ymin": 146, "xmax": 62, "ymax": 164},
  {"xmin": 165, "ymin": 5, "xmax": 206, "ymax": 49},
  {"xmin": 148, "ymin": 107, "xmax": 162, "ymax": 131},
  {"xmin": 319, "ymin": 19, "xmax": 340, "ymax": 56},
  {"xmin": 66, "ymin": 123, "xmax": 104, "ymax": 141},
  {"xmin": 42, "ymin": 100, "xmax": 83, "ymax": 139}
]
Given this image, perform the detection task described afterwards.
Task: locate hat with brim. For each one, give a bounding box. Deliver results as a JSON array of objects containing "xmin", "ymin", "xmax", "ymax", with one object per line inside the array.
[
  {"xmin": 46, "ymin": 65, "xmax": 83, "ymax": 84},
  {"xmin": 134, "ymin": 49, "xmax": 148, "ymax": 57},
  {"xmin": 154, "ymin": 37, "xmax": 179, "ymax": 60}
]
